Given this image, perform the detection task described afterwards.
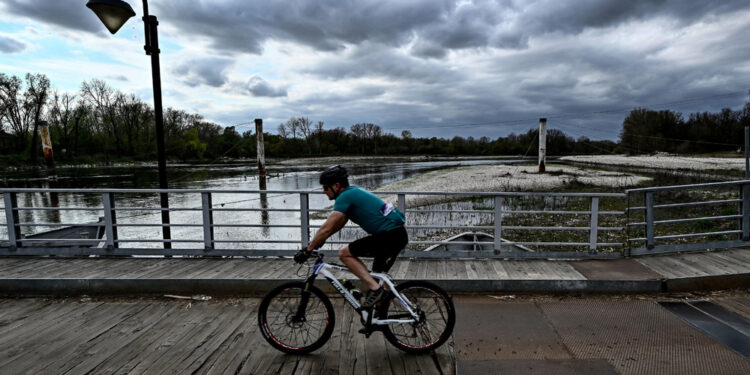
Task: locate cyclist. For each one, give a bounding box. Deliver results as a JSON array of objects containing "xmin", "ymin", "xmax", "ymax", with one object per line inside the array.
[{"xmin": 295, "ymin": 165, "xmax": 407, "ymax": 309}]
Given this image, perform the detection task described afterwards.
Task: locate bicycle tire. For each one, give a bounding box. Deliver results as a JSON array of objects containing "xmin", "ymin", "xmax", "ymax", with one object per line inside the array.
[
  {"xmin": 258, "ymin": 281, "xmax": 335, "ymax": 354},
  {"xmin": 381, "ymin": 280, "xmax": 455, "ymax": 354}
]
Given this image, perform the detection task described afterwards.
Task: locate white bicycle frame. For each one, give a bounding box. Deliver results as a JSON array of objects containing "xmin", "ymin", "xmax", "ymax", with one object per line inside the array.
[{"xmin": 311, "ymin": 260, "xmax": 420, "ymax": 325}]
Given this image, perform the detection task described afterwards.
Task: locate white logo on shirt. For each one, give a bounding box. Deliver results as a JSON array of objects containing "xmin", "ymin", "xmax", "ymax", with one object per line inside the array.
[{"xmin": 380, "ymin": 203, "xmax": 394, "ymax": 216}]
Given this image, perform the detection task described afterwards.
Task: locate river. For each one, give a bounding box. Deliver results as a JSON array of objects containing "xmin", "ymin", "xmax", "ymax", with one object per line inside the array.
[{"xmin": 1, "ymin": 157, "xmax": 522, "ymax": 247}]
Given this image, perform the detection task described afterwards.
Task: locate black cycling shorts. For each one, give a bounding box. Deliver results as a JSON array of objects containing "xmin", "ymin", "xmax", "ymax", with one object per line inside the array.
[{"xmin": 348, "ymin": 226, "xmax": 408, "ymax": 273}]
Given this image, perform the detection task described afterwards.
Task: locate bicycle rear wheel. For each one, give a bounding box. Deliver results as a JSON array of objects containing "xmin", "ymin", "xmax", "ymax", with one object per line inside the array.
[
  {"xmin": 258, "ymin": 282, "xmax": 335, "ymax": 354},
  {"xmin": 381, "ymin": 280, "xmax": 455, "ymax": 353}
]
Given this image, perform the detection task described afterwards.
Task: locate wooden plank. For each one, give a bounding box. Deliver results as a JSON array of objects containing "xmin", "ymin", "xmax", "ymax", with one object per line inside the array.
[
  {"xmin": 134, "ymin": 258, "xmax": 185, "ymax": 279},
  {"xmin": 195, "ymin": 300, "xmax": 259, "ymax": 375},
  {"xmin": 86, "ymin": 302, "xmax": 200, "ymax": 374},
  {"xmin": 0, "ymin": 259, "xmax": 30, "ymax": 273},
  {"xmin": 4, "ymin": 302, "xmax": 130, "ymax": 373},
  {"xmin": 490, "ymin": 259, "xmax": 511, "ymax": 279},
  {"xmin": 0, "ymin": 301, "xmax": 105, "ymax": 360},
  {"xmin": 474, "ymin": 259, "xmax": 497, "ymax": 280},
  {"xmin": 143, "ymin": 301, "xmax": 248, "ymax": 374},
  {"xmin": 0, "ymin": 298, "xmax": 49, "ymax": 320},
  {"xmin": 53, "ymin": 301, "xmax": 179, "ymax": 375},
  {"xmin": 690, "ymin": 253, "xmax": 741, "ymax": 275},
  {"xmin": 1, "ymin": 259, "xmax": 59, "ymax": 277},
  {"xmin": 186, "ymin": 259, "xmax": 231, "ymax": 279},
  {"xmin": 391, "ymin": 258, "xmax": 410, "ymax": 280},
  {"xmin": 673, "ymin": 254, "xmax": 723, "ymax": 277},
  {"xmin": 365, "ymin": 330, "xmax": 395, "ymax": 375},
  {"xmin": 705, "ymin": 252, "xmax": 750, "ymax": 273},
  {"xmin": 465, "ymin": 260, "xmax": 479, "ymax": 279},
  {"xmin": 383, "ymin": 333, "xmax": 409, "ymax": 375},
  {"xmin": 637, "ymin": 257, "xmax": 694, "ymax": 279},
  {"xmin": 453, "ymin": 260, "xmax": 468, "ymax": 280}
]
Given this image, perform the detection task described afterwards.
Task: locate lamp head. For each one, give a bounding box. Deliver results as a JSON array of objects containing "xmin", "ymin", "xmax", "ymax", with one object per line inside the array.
[{"xmin": 86, "ymin": 0, "xmax": 136, "ymax": 34}]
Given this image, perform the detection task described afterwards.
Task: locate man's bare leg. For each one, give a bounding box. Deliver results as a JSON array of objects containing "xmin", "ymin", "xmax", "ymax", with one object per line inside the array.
[{"xmin": 339, "ymin": 245, "xmax": 380, "ymax": 290}]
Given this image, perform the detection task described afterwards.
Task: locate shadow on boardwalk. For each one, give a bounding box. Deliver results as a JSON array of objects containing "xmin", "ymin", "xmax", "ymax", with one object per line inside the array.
[{"xmin": 0, "ymin": 297, "xmax": 453, "ymax": 374}]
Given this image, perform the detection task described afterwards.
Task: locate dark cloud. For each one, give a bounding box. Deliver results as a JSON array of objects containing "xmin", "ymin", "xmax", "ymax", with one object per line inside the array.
[
  {"xmin": 0, "ymin": 35, "xmax": 25, "ymax": 53},
  {"xmin": 2, "ymin": 0, "xmax": 104, "ymax": 33},
  {"xmin": 304, "ymin": 42, "xmax": 461, "ymax": 82},
  {"xmin": 173, "ymin": 57, "xmax": 233, "ymax": 87},
  {"xmin": 244, "ymin": 76, "xmax": 287, "ymax": 97},
  {"xmin": 153, "ymin": 0, "xmax": 454, "ymax": 54},
  {"xmin": 149, "ymin": 0, "xmax": 750, "ymax": 57}
]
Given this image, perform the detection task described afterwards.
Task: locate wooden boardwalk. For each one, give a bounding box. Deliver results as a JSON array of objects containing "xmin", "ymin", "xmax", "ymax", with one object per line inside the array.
[
  {"xmin": 0, "ymin": 297, "xmax": 454, "ymax": 374},
  {"xmin": 0, "ymin": 257, "xmax": 589, "ymax": 281}
]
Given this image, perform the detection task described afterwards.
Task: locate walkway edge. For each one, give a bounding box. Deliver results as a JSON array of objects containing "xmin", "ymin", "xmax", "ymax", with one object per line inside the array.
[{"xmin": 0, "ymin": 278, "xmax": 665, "ymax": 296}]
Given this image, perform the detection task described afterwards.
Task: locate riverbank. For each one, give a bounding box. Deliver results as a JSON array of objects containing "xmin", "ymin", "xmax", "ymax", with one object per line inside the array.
[
  {"xmin": 560, "ymin": 154, "xmax": 745, "ymax": 171},
  {"xmin": 373, "ymin": 163, "xmax": 649, "ymax": 207}
]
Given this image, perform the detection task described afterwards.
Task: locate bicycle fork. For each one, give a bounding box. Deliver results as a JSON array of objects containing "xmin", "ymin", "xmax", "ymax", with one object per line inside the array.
[{"xmin": 293, "ymin": 274, "xmax": 319, "ymax": 322}]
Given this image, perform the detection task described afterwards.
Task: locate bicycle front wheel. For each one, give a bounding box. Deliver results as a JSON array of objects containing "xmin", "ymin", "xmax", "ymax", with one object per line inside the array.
[
  {"xmin": 382, "ymin": 280, "xmax": 455, "ymax": 354},
  {"xmin": 258, "ymin": 282, "xmax": 335, "ymax": 354}
]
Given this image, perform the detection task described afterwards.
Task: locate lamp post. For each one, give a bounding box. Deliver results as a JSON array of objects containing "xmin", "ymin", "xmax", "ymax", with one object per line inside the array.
[{"xmin": 87, "ymin": 0, "xmax": 171, "ymax": 249}]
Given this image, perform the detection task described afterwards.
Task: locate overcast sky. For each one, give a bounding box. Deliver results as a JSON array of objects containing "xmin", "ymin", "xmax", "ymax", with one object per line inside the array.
[{"xmin": 1, "ymin": 0, "xmax": 749, "ymax": 140}]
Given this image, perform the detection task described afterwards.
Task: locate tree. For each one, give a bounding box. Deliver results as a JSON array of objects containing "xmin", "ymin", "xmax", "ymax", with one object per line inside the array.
[
  {"xmin": 25, "ymin": 73, "xmax": 51, "ymax": 162},
  {"xmin": 297, "ymin": 117, "xmax": 313, "ymax": 154},
  {"xmin": 277, "ymin": 123, "xmax": 288, "ymax": 138},
  {"xmin": 81, "ymin": 79, "xmax": 124, "ymax": 156},
  {"xmin": 350, "ymin": 123, "xmax": 366, "ymax": 153},
  {"xmin": 315, "ymin": 121, "xmax": 324, "ymax": 154},
  {"xmin": 49, "ymin": 90, "xmax": 77, "ymax": 157},
  {"xmin": 0, "ymin": 73, "xmax": 51, "ymax": 156},
  {"xmin": 286, "ymin": 117, "xmax": 299, "ymax": 139}
]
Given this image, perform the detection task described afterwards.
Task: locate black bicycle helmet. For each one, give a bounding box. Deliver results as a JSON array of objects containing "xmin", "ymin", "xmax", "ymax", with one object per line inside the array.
[{"xmin": 319, "ymin": 165, "xmax": 349, "ymax": 187}]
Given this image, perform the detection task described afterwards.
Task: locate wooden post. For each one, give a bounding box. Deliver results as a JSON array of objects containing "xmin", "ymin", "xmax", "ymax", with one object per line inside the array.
[
  {"xmin": 538, "ymin": 118, "xmax": 547, "ymax": 173},
  {"xmin": 255, "ymin": 119, "xmax": 266, "ymax": 186},
  {"xmin": 255, "ymin": 119, "xmax": 269, "ymax": 233}
]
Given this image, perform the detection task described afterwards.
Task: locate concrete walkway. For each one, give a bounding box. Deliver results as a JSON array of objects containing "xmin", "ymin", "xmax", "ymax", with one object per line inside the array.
[{"xmin": 0, "ymin": 248, "xmax": 748, "ymax": 296}]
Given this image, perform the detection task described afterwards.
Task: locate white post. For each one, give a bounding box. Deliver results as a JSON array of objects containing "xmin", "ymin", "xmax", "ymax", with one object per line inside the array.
[{"xmin": 538, "ymin": 118, "xmax": 547, "ymax": 173}]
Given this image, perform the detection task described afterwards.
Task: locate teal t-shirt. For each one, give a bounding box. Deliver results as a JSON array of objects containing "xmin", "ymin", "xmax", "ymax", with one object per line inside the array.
[{"xmin": 333, "ymin": 186, "xmax": 405, "ymax": 234}]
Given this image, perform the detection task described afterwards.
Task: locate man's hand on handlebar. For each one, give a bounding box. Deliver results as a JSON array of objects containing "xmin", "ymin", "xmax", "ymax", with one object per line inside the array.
[{"xmin": 294, "ymin": 248, "xmax": 311, "ymax": 264}]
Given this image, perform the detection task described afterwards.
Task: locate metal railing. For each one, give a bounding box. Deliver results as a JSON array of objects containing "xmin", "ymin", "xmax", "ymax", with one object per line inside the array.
[
  {"xmin": 0, "ymin": 188, "xmax": 624, "ymax": 259},
  {"xmin": 626, "ymin": 180, "xmax": 750, "ymax": 255}
]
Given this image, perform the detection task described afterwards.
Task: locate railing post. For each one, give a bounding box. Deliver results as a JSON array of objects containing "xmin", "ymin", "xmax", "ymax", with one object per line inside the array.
[
  {"xmin": 102, "ymin": 192, "xmax": 118, "ymax": 251},
  {"xmin": 589, "ymin": 196, "xmax": 599, "ymax": 254},
  {"xmin": 398, "ymin": 194, "xmax": 406, "ymax": 213},
  {"xmin": 4, "ymin": 192, "xmax": 21, "ymax": 251},
  {"xmin": 202, "ymin": 192, "xmax": 214, "ymax": 251},
  {"xmin": 494, "ymin": 196, "xmax": 503, "ymax": 252},
  {"xmin": 645, "ymin": 192, "xmax": 654, "ymax": 249},
  {"xmin": 300, "ymin": 193, "xmax": 309, "ymax": 248},
  {"xmin": 742, "ymin": 183, "xmax": 750, "ymax": 241}
]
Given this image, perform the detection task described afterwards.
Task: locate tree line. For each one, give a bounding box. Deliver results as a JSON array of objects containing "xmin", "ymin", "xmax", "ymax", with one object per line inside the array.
[
  {"xmin": 619, "ymin": 95, "xmax": 750, "ymax": 154},
  {"xmin": 1, "ymin": 72, "xmax": 747, "ymax": 166}
]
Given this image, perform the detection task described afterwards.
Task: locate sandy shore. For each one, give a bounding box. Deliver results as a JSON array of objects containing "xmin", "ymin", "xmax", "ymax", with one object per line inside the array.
[
  {"xmin": 373, "ymin": 163, "xmax": 649, "ymax": 207},
  {"xmin": 560, "ymin": 154, "xmax": 745, "ymax": 171}
]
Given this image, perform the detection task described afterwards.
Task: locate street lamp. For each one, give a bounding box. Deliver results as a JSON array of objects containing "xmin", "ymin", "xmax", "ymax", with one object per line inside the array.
[{"xmin": 87, "ymin": 0, "xmax": 171, "ymax": 249}]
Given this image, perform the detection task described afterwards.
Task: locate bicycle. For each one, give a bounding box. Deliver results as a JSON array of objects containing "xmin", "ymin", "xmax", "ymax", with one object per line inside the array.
[{"xmin": 258, "ymin": 250, "xmax": 456, "ymax": 355}]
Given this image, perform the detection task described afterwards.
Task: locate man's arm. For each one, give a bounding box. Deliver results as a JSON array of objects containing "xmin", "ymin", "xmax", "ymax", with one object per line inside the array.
[{"xmin": 306, "ymin": 211, "xmax": 348, "ymax": 252}]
